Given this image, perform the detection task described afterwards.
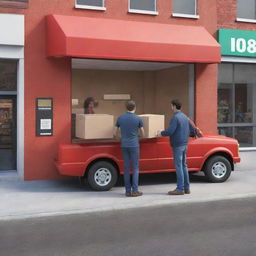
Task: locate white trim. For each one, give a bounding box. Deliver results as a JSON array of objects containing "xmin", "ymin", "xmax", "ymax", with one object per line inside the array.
[
  {"xmin": 239, "ymin": 147, "xmax": 256, "ymax": 152},
  {"xmin": 0, "ymin": 14, "xmax": 24, "ymax": 46},
  {"xmin": 128, "ymin": 0, "xmax": 157, "ymax": 15},
  {"xmin": 236, "ymin": 18, "xmax": 256, "ymax": 24},
  {"xmin": 128, "ymin": 9, "xmax": 158, "ymax": 15},
  {"xmin": 221, "ymin": 56, "xmax": 256, "ymax": 63},
  {"xmin": 172, "ymin": 13, "xmax": 199, "ymax": 19},
  {"xmin": 16, "ymin": 58, "xmax": 24, "ymax": 180},
  {"xmin": 75, "ymin": 4, "xmax": 106, "ymax": 11},
  {"xmin": 0, "ymin": 45, "xmax": 23, "ymax": 59}
]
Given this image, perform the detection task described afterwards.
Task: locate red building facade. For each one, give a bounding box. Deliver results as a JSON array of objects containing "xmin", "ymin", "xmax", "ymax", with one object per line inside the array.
[{"xmin": 0, "ymin": 0, "xmax": 221, "ymax": 180}]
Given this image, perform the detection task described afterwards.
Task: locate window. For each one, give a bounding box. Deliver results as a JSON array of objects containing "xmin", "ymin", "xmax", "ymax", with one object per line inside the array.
[
  {"xmin": 75, "ymin": 0, "xmax": 105, "ymax": 10},
  {"xmin": 172, "ymin": 0, "xmax": 198, "ymax": 18},
  {"xmin": 129, "ymin": 0, "xmax": 158, "ymax": 15},
  {"xmin": 0, "ymin": 60, "xmax": 17, "ymax": 91},
  {"xmin": 218, "ymin": 63, "xmax": 256, "ymax": 147},
  {"xmin": 0, "ymin": 0, "xmax": 28, "ymax": 9},
  {"xmin": 237, "ymin": 0, "xmax": 256, "ymax": 21}
]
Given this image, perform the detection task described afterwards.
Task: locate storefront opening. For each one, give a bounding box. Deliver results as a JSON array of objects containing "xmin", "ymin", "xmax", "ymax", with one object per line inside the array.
[{"xmin": 71, "ymin": 59, "xmax": 194, "ymax": 141}]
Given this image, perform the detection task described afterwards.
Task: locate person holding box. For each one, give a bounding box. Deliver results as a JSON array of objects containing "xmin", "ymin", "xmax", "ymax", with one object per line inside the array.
[
  {"xmin": 114, "ymin": 100, "xmax": 145, "ymax": 197},
  {"xmin": 158, "ymin": 99, "xmax": 195, "ymax": 195}
]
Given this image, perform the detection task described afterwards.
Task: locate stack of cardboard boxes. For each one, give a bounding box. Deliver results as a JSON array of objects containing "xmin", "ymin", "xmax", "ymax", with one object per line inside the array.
[{"xmin": 75, "ymin": 113, "xmax": 165, "ymax": 140}]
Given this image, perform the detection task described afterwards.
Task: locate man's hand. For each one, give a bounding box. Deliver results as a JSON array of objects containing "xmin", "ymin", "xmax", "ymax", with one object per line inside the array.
[{"xmin": 156, "ymin": 130, "xmax": 162, "ymax": 137}]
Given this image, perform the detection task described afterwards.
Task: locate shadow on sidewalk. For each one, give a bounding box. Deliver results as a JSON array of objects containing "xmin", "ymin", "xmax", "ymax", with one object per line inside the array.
[{"xmin": 0, "ymin": 172, "xmax": 208, "ymax": 194}]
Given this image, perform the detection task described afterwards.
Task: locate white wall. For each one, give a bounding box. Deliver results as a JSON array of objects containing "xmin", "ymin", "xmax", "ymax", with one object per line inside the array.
[{"xmin": 0, "ymin": 14, "xmax": 24, "ymax": 46}]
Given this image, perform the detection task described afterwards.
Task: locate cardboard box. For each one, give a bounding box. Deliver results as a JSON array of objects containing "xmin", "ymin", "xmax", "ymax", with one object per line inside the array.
[
  {"xmin": 139, "ymin": 114, "xmax": 165, "ymax": 138},
  {"xmin": 75, "ymin": 114, "xmax": 114, "ymax": 139}
]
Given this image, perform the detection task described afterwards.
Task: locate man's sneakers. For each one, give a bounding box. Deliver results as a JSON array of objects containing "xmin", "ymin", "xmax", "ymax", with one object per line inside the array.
[
  {"xmin": 168, "ymin": 189, "xmax": 184, "ymax": 195},
  {"xmin": 125, "ymin": 191, "xmax": 143, "ymax": 197},
  {"xmin": 126, "ymin": 190, "xmax": 190, "ymax": 197},
  {"xmin": 132, "ymin": 191, "xmax": 143, "ymax": 197},
  {"xmin": 167, "ymin": 189, "xmax": 191, "ymax": 195}
]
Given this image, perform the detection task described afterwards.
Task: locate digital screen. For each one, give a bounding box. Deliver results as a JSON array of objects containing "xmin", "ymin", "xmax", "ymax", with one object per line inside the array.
[{"xmin": 37, "ymin": 99, "xmax": 52, "ymax": 108}]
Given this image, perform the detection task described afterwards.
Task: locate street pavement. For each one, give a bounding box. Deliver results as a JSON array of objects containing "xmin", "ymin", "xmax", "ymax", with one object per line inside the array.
[
  {"xmin": 1, "ymin": 198, "xmax": 256, "ymax": 256},
  {"xmin": 1, "ymin": 168, "xmax": 256, "ymax": 221}
]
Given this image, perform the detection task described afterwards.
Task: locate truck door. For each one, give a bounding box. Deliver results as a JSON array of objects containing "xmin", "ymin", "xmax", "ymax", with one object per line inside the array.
[{"xmin": 139, "ymin": 138, "xmax": 158, "ymax": 171}]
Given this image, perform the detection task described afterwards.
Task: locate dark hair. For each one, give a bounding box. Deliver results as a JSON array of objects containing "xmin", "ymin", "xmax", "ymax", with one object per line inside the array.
[
  {"xmin": 126, "ymin": 100, "xmax": 136, "ymax": 111},
  {"xmin": 171, "ymin": 99, "xmax": 182, "ymax": 110},
  {"xmin": 84, "ymin": 97, "xmax": 98, "ymax": 109}
]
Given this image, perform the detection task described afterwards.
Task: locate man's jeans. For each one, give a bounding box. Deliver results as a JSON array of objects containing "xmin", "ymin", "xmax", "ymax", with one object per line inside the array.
[
  {"xmin": 173, "ymin": 145, "xmax": 190, "ymax": 192},
  {"xmin": 121, "ymin": 147, "xmax": 139, "ymax": 193}
]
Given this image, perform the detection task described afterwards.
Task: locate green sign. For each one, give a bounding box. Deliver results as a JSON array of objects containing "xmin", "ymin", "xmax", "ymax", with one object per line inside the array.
[{"xmin": 218, "ymin": 29, "xmax": 256, "ymax": 57}]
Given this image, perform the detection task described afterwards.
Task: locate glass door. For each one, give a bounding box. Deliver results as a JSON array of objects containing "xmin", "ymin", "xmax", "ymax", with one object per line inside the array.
[{"xmin": 0, "ymin": 96, "xmax": 16, "ymax": 170}]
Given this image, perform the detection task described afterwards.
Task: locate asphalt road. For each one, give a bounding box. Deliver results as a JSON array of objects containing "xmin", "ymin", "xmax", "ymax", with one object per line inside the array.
[{"xmin": 1, "ymin": 197, "xmax": 256, "ymax": 256}]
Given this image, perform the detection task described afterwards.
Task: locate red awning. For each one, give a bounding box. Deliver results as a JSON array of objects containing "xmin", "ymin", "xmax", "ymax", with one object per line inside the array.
[{"xmin": 46, "ymin": 14, "xmax": 220, "ymax": 63}]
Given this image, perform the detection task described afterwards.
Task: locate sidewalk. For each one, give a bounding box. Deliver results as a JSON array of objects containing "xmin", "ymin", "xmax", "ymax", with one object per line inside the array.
[{"xmin": 1, "ymin": 169, "xmax": 256, "ymax": 221}]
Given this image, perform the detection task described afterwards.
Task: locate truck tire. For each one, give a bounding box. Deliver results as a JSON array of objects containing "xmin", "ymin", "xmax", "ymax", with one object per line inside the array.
[
  {"xmin": 204, "ymin": 155, "xmax": 231, "ymax": 183},
  {"xmin": 87, "ymin": 161, "xmax": 118, "ymax": 191}
]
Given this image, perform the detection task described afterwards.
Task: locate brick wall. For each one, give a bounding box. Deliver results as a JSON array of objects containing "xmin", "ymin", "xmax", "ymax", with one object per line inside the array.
[{"xmin": 217, "ymin": 0, "xmax": 256, "ymax": 30}]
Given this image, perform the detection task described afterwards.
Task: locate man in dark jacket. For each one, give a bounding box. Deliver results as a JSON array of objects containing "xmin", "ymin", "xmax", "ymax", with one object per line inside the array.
[{"xmin": 160, "ymin": 99, "xmax": 195, "ymax": 195}]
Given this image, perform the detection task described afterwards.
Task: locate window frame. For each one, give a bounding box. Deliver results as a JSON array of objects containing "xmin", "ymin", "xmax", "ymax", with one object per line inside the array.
[
  {"xmin": 0, "ymin": 0, "xmax": 28, "ymax": 9},
  {"xmin": 75, "ymin": 0, "xmax": 106, "ymax": 11},
  {"xmin": 128, "ymin": 0, "xmax": 158, "ymax": 16},
  {"xmin": 236, "ymin": 0, "xmax": 256, "ymax": 23},
  {"xmin": 172, "ymin": 0, "xmax": 199, "ymax": 19}
]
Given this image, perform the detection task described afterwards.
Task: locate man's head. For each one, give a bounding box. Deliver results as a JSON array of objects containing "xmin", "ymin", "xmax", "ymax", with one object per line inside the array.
[
  {"xmin": 171, "ymin": 99, "xmax": 182, "ymax": 112},
  {"xmin": 84, "ymin": 97, "xmax": 98, "ymax": 108},
  {"xmin": 126, "ymin": 100, "xmax": 136, "ymax": 112}
]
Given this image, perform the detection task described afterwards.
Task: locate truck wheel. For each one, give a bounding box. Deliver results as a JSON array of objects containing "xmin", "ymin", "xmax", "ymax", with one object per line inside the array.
[
  {"xmin": 87, "ymin": 161, "xmax": 118, "ymax": 191},
  {"xmin": 204, "ymin": 155, "xmax": 231, "ymax": 183}
]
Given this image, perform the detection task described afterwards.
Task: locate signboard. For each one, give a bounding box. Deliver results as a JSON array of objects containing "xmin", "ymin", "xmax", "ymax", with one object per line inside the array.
[
  {"xmin": 218, "ymin": 29, "xmax": 256, "ymax": 57},
  {"xmin": 36, "ymin": 98, "xmax": 53, "ymax": 136}
]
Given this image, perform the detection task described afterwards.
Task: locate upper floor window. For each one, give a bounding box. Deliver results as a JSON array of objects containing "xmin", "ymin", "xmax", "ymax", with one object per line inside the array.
[
  {"xmin": 237, "ymin": 0, "xmax": 256, "ymax": 23},
  {"xmin": 75, "ymin": 0, "xmax": 106, "ymax": 11},
  {"xmin": 172, "ymin": 0, "xmax": 199, "ymax": 19},
  {"xmin": 129, "ymin": 0, "xmax": 158, "ymax": 15},
  {"xmin": 0, "ymin": 0, "xmax": 28, "ymax": 9}
]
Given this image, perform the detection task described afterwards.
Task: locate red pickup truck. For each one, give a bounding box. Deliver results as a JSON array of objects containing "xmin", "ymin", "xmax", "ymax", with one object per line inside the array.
[{"xmin": 55, "ymin": 133, "xmax": 240, "ymax": 191}]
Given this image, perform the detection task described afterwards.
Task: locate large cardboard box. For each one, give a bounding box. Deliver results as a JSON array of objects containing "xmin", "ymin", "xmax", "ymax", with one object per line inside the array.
[
  {"xmin": 139, "ymin": 114, "xmax": 165, "ymax": 138},
  {"xmin": 76, "ymin": 114, "xmax": 114, "ymax": 139}
]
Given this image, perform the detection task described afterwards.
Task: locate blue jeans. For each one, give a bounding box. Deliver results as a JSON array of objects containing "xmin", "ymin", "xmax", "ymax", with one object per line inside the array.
[
  {"xmin": 121, "ymin": 147, "xmax": 140, "ymax": 193},
  {"xmin": 173, "ymin": 145, "xmax": 190, "ymax": 192}
]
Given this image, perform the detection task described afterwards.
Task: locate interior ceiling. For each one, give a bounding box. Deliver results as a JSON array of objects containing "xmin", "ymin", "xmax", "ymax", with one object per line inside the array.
[{"xmin": 72, "ymin": 58, "xmax": 184, "ymax": 71}]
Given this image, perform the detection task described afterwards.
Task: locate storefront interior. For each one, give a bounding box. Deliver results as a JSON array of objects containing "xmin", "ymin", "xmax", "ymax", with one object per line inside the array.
[
  {"xmin": 71, "ymin": 58, "xmax": 193, "ymax": 140},
  {"xmin": 218, "ymin": 63, "xmax": 256, "ymax": 147},
  {"xmin": 0, "ymin": 59, "xmax": 17, "ymax": 170}
]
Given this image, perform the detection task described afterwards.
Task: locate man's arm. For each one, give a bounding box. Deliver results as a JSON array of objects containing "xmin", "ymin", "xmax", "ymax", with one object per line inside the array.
[
  {"xmin": 188, "ymin": 119, "xmax": 196, "ymax": 137},
  {"xmin": 114, "ymin": 126, "xmax": 119, "ymax": 139},
  {"xmin": 161, "ymin": 117, "xmax": 177, "ymax": 137},
  {"xmin": 139, "ymin": 127, "xmax": 145, "ymax": 138}
]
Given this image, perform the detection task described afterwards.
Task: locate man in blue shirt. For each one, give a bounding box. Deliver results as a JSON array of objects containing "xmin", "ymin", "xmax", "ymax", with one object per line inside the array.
[
  {"xmin": 160, "ymin": 99, "xmax": 195, "ymax": 195},
  {"xmin": 114, "ymin": 100, "xmax": 145, "ymax": 197}
]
